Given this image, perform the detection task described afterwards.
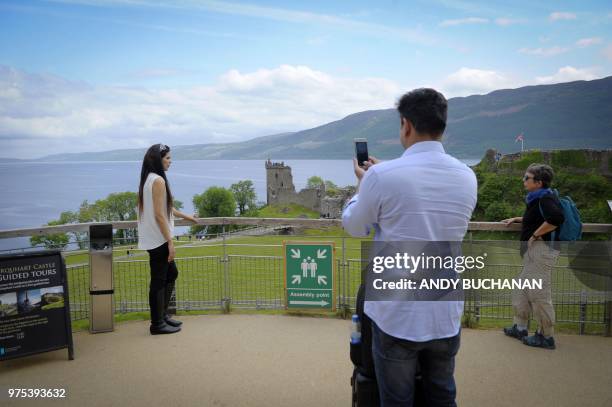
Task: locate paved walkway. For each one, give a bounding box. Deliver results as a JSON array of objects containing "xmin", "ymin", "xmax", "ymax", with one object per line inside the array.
[{"xmin": 2, "ymin": 315, "xmax": 611, "ymax": 406}]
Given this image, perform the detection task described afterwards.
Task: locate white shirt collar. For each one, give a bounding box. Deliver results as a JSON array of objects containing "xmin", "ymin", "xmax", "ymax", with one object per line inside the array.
[{"xmin": 401, "ymin": 140, "xmax": 445, "ymax": 158}]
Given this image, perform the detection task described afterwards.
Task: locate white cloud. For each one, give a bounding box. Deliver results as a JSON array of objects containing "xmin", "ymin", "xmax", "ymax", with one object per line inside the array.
[
  {"xmin": 576, "ymin": 37, "xmax": 602, "ymax": 47},
  {"xmin": 1, "ymin": 65, "xmax": 401, "ymax": 159},
  {"xmin": 442, "ymin": 67, "xmax": 513, "ymax": 96},
  {"xmin": 439, "ymin": 17, "xmax": 488, "ymax": 27},
  {"xmin": 535, "ymin": 66, "xmax": 598, "ymax": 84},
  {"xmin": 494, "ymin": 17, "xmax": 527, "ymax": 26},
  {"xmin": 518, "ymin": 46, "xmax": 569, "ymax": 57},
  {"xmin": 549, "ymin": 12, "xmax": 576, "ymax": 21},
  {"xmin": 440, "ymin": 65, "xmax": 607, "ymax": 98}
]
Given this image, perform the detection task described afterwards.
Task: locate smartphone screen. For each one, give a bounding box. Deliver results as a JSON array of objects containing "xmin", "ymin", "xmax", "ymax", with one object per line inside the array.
[{"xmin": 355, "ymin": 140, "xmax": 368, "ymax": 166}]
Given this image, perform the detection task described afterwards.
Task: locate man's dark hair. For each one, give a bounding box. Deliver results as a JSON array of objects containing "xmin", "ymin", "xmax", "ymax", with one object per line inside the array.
[
  {"xmin": 526, "ymin": 163, "xmax": 554, "ymax": 188},
  {"xmin": 396, "ymin": 88, "xmax": 447, "ymax": 137}
]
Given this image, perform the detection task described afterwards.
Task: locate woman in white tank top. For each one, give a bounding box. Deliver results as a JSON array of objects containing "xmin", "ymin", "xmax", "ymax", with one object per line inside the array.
[{"xmin": 137, "ymin": 143, "xmax": 197, "ymax": 335}]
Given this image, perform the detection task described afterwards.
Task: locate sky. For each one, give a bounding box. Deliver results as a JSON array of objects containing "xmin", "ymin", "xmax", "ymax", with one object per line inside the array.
[{"xmin": 1, "ymin": 0, "xmax": 611, "ymax": 159}]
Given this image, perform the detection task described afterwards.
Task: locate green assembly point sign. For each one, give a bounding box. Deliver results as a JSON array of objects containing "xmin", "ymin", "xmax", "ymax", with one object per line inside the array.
[{"xmin": 284, "ymin": 241, "xmax": 335, "ymax": 311}]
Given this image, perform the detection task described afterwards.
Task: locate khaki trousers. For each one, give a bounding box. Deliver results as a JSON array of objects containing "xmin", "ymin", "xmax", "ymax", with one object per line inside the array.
[{"xmin": 513, "ymin": 240, "xmax": 559, "ymax": 337}]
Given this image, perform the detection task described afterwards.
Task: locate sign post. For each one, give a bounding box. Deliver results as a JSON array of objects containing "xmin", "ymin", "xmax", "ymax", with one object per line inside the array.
[
  {"xmin": 0, "ymin": 250, "xmax": 74, "ymax": 361},
  {"xmin": 284, "ymin": 241, "xmax": 335, "ymax": 311}
]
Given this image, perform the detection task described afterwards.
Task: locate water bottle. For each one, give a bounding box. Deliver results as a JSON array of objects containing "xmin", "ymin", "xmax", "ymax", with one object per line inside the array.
[{"xmin": 350, "ymin": 314, "xmax": 361, "ymax": 344}]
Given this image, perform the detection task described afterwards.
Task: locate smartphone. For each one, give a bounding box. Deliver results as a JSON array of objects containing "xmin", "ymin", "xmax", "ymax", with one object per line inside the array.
[{"xmin": 354, "ymin": 138, "xmax": 368, "ymax": 167}]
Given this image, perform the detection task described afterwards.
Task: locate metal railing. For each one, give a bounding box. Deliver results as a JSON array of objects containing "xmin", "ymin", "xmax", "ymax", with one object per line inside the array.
[{"xmin": 2, "ymin": 218, "xmax": 612, "ymax": 335}]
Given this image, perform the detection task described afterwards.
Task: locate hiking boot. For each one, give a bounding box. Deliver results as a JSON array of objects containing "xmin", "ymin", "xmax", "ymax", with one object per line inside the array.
[
  {"xmin": 150, "ymin": 322, "xmax": 181, "ymax": 335},
  {"xmin": 503, "ymin": 324, "xmax": 528, "ymax": 340},
  {"xmin": 522, "ymin": 333, "xmax": 555, "ymax": 349}
]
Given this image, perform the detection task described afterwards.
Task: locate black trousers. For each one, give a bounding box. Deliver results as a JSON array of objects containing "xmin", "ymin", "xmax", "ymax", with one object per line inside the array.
[{"xmin": 146, "ymin": 242, "xmax": 179, "ymax": 325}]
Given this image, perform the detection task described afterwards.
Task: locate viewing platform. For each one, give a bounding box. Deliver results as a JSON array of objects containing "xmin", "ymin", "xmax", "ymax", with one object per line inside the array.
[
  {"xmin": 2, "ymin": 313, "xmax": 612, "ymax": 407},
  {"xmin": 1, "ymin": 218, "xmax": 611, "ymax": 406}
]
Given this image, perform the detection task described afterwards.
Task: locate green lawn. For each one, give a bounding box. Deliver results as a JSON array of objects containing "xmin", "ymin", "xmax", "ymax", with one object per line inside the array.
[
  {"xmin": 61, "ymin": 231, "xmax": 610, "ymax": 336},
  {"xmin": 256, "ymin": 204, "xmax": 321, "ymax": 219}
]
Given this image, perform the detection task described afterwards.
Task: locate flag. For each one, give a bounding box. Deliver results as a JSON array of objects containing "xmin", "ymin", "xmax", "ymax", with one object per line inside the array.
[{"xmin": 515, "ymin": 133, "xmax": 524, "ymax": 142}]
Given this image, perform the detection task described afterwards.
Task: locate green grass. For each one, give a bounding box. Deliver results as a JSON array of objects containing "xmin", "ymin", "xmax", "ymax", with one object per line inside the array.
[
  {"xmin": 63, "ymin": 239, "xmax": 193, "ymax": 266},
  {"xmin": 257, "ymin": 204, "xmax": 320, "ymax": 219},
  {"xmin": 551, "ymin": 150, "xmax": 591, "ymax": 169},
  {"xmin": 62, "ymin": 232, "xmax": 610, "ymax": 336}
]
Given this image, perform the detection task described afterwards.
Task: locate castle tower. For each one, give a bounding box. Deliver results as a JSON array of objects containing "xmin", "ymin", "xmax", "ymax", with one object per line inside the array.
[{"xmin": 265, "ymin": 159, "xmax": 296, "ymax": 205}]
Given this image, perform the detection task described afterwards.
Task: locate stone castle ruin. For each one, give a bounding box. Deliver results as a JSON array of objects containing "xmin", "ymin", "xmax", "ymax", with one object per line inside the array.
[{"xmin": 265, "ymin": 160, "xmax": 353, "ymax": 219}]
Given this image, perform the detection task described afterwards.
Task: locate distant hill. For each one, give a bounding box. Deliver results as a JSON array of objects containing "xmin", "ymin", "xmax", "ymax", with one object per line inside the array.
[
  {"xmin": 28, "ymin": 76, "xmax": 612, "ymax": 161},
  {"xmin": 2, "ymin": 158, "xmax": 27, "ymax": 162}
]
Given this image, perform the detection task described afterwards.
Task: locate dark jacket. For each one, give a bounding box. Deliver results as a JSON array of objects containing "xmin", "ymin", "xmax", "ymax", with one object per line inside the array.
[{"xmin": 520, "ymin": 194, "xmax": 565, "ymax": 256}]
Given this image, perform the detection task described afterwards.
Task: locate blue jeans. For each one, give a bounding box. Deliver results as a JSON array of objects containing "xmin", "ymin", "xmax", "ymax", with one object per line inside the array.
[{"xmin": 372, "ymin": 322, "xmax": 460, "ymax": 407}]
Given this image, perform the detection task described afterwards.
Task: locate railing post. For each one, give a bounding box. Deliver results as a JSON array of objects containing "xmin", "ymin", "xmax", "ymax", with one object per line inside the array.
[
  {"xmin": 605, "ymin": 300, "xmax": 612, "ymax": 337},
  {"xmin": 467, "ymin": 231, "xmax": 476, "ymax": 322},
  {"xmin": 340, "ymin": 235, "xmax": 350, "ymax": 318},
  {"xmin": 579, "ymin": 291, "xmax": 587, "ymax": 335},
  {"xmin": 605, "ymin": 238, "xmax": 612, "ymax": 337},
  {"xmin": 221, "ymin": 224, "xmax": 231, "ymax": 313}
]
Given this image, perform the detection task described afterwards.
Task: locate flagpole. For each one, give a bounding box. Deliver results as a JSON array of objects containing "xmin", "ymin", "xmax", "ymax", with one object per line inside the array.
[{"xmin": 521, "ymin": 139, "xmax": 524, "ymax": 152}]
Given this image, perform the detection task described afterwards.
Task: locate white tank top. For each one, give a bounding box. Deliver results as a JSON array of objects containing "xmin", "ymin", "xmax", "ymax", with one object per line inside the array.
[{"xmin": 137, "ymin": 173, "xmax": 174, "ymax": 250}]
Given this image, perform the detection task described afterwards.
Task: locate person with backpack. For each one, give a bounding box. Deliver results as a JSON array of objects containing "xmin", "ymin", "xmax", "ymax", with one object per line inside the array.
[{"xmin": 501, "ymin": 163, "xmax": 565, "ymax": 349}]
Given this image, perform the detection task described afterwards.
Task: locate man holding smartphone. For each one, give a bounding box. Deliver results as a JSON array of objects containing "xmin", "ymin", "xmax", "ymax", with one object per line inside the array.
[{"xmin": 342, "ymin": 88, "xmax": 477, "ymax": 406}]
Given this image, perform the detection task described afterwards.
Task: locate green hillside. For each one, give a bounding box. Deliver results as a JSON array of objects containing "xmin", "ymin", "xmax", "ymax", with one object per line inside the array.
[
  {"xmin": 472, "ymin": 149, "xmax": 612, "ymax": 226},
  {"xmin": 33, "ymin": 76, "xmax": 612, "ymax": 161}
]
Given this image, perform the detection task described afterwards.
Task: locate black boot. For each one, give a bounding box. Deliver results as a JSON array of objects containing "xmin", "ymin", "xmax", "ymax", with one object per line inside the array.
[
  {"xmin": 150, "ymin": 322, "xmax": 180, "ymax": 335},
  {"xmin": 164, "ymin": 281, "xmax": 183, "ymax": 327},
  {"xmin": 150, "ymin": 288, "xmax": 180, "ymax": 335}
]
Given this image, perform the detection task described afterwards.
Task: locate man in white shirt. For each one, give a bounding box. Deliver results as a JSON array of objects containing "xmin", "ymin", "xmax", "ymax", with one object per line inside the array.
[{"xmin": 342, "ymin": 88, "xmax": 477, "ymax": 406}]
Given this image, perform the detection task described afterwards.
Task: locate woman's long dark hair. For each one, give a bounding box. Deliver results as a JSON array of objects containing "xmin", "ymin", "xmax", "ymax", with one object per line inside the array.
[{"xmin": 138, "ymin": 144, "xmax": 173, "ymax": 217}]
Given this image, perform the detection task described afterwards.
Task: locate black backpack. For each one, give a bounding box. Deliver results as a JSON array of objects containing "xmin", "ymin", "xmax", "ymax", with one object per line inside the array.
[
  {"xmin": 350, "ymin": 283, "xmax": 379, "ymax": 407},
  {"xmin": 350, "ymin": 284, "xmax": 426, "ymax": 407}
]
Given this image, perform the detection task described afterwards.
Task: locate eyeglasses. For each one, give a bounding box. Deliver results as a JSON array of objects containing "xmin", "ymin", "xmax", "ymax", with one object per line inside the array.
[
  {"xmin": 158, "ymin": 143, "xmax": 169, "ymax": 153},
  {"xmin": 523, "ymin": 175, "xmax": 536, "ymax": 181}
]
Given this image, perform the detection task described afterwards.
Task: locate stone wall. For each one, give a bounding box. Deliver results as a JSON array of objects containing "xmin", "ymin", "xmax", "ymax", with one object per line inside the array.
[{"xmin": 321, "ymin": 197, "xmax": 346, "ymax": 219}]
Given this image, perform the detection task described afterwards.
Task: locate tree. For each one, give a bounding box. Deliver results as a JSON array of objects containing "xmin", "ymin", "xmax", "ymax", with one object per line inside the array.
[
  {"xmin": 106, "ymin": 192, "xmax": 138, "ymax": 244},
  {"xmin": 484, "ymin": 202, "xmax": 514, "ymax": 222},
  {"xmin": 307, "ymin": 176, "xmax": 324, "ymax": 188},
  {"xmin": 230, "ymin": 180, "xmax": 257, "ymax": 215},
  {"xmin": 77, "ymin": 192, "xmax": 139, "ymax": 245},
  {"xmin": 192, "ymin": 187, "xmax": 236, "ymax": 235},
  {"xmin": 30, "ymin": 218, "xmax": 71, "ymax": 250},
  {"xmin": 324, "ymin": 180, "xmax": 339, "ymax": 197},
  {"xmin": 31, "ymin": 191, "xmax": 188, "ymax": 250}
]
